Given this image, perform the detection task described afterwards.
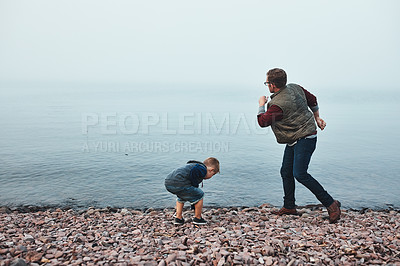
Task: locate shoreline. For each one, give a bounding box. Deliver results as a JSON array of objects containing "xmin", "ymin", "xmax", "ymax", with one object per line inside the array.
[
  {"xmin": 1, "ymin": 203, "xmax": 400, "ymax": 214},
  {"xmin": 1, "ymin": 204, "xmax": 400, "ymax": 265}
]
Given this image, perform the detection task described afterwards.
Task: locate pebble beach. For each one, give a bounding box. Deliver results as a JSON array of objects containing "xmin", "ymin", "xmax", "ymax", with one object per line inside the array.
[{"xmin": 1, "ymin": 204, "xmax": 400, "ymax": 265}]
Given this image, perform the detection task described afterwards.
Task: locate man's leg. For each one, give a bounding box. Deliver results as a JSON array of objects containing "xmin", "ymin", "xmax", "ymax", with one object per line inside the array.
[
  {"xmin": 281, "ymin": 144, "xmax": 296, "ymax": 209},
  {"xmin": 293, "ymin": 138, "xmax": 334, "ymax": 207}
]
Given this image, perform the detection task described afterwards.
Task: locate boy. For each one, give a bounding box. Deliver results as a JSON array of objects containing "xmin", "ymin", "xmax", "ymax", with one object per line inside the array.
[{"xmin": 164, "ymin": 157, "xmax": 220, "ymax": 225}]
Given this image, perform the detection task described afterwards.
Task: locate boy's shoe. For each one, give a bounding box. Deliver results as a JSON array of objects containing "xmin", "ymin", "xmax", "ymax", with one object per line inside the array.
[
  {"xmin": 271, "ymin": 207, "xmax": 298, "ymax": 216},
  {"xmin": 193, "ymin": 217, "xmax": 207, "ymax": 225},
  {"xmin": 174, "ymin": 217, "xmax": 185, "ymax": 225}
]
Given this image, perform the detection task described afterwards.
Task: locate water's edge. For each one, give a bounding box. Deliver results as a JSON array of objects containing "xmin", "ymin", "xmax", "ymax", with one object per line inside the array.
[{"xmin": 1, "ymin": 203, "xmax": 399, "ymax": 214}]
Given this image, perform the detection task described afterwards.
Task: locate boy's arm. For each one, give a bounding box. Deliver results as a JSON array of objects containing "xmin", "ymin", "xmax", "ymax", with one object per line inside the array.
[{"xmin": 189, "ymin": 164, "xmax": 207, "ymax": 187}]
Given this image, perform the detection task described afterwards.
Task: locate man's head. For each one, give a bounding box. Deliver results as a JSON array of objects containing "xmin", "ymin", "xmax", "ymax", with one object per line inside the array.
[
  {"xmin": 266, "ymin": 68, "xmax": 287, "ymax": 92},
  {"xmin": 203, "ymin": 157, "xmax": 220, "ymax": 179}
]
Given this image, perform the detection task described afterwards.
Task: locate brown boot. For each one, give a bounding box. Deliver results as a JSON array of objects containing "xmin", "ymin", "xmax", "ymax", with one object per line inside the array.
[
  {"xmin": 271, "ymin": 207, "xmax": 298, "ymax": 216},
  {"xmin": 327, "ymin": 200, "xmax": 341, "ymax": 223}
]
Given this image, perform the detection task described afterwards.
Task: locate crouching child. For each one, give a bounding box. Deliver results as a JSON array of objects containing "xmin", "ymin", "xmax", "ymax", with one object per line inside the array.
[{"xmin": 164, "ymin": 157, "xmax": 220, "ymax": 225}]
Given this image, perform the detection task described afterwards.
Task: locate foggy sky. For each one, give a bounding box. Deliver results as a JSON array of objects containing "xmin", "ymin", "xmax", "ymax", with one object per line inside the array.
[{"xmin": 0, "ymin": 0, "xmax": 399, "ymax": 91}]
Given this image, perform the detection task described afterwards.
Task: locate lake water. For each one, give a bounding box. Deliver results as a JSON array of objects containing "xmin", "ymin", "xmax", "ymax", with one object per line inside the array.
[{"xmin": 1, "ymin": 85, "xmax": 399, "ymax": 210}]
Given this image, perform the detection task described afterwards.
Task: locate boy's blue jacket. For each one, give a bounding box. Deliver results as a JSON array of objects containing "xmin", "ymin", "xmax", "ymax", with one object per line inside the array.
[{"xmin": 164, "ymin": 160, "xmax": 207, "ymax": 188}]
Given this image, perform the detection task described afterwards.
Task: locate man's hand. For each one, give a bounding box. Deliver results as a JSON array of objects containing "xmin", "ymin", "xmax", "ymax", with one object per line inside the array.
[
  {"xmin": 259, "ymin": 96, "xmax": 268, "ymax": 106},
  {"xmin": 316, "ymin": 117, "xmax": 326, "ymax": 130}
]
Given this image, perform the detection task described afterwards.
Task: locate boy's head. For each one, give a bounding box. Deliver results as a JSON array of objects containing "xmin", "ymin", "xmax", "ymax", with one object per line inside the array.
[{"xmin": 203, "ymin": 157, "xmax": 220, "ymax": 179}]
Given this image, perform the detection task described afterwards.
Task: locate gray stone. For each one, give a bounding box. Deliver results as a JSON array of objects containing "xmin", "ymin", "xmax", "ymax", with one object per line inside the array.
[
  {"xmin": 17, "ymin": 245, "xmax": 28, "ymax": 253},
  {"xmin": 10, "ymin": 259, "xmax": 28, "ymax": 266},
  {"xmin": 0, "ymin": 206, "xmax": 11, "ymax": 214}
]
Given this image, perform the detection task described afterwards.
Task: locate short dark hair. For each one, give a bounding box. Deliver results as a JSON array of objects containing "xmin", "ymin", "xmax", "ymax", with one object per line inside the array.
[
  {"xmin": 267, "ymin": 68, "xmax": 287, "ymax": 88},
  {"xmin": 204, "ymin": 157, "xmax": 220, "ymax": 173}
]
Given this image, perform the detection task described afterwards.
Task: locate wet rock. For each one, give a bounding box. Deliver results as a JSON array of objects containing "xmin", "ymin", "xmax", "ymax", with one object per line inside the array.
[
  {"xmin": 120, "ymin": 208, "xmax": 131, "ymax": 215},
  {"xmin": 0, "ymin": 206, "xmax": 12, "ymax": 214}
]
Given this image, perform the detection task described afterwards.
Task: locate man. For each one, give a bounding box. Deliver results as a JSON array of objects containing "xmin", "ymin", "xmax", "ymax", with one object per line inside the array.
[{"xmin": 257, "ymin": 68, "xmax": 341, "ymax": 223}]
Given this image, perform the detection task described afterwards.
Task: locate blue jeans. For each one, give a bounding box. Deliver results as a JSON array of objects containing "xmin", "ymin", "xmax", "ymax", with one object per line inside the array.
[
  {"xmin": 165, "ymin": 185, "xmax": 204, "ymax": 205},
  {"xmin": 280, "ymin": 137, "xmax": 334, "ymax": 209}
]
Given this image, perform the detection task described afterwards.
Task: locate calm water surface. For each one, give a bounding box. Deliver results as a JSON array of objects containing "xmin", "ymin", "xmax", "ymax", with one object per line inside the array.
[{"xmin": 1, "ymin": 86, "xmax": 399, "ymax": 210}]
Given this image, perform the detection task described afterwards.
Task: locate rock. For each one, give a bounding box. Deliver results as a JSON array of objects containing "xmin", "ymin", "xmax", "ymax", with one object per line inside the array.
[
  {"xmin": 54, "ymin": 251, "xmax": 64, "ymax": 259},
  {"xmin": 87, "ymin": 208, "xmax": 97, "ymax": 215},
  {"xmin": 45, "ymin": 253, "xmax": 54, "ymax": 259},
  {"xmin": 132, "ymin": 229, "xmax": 141, "ymax": 235},
  {"xmin": 131, "ymin": 210, "xmax": 143, "ymax": 215},
  {"xmin": 217, "ymin": 257, "xmax": 225, "ymax": 266},
  {"xmin": 178, "ymin": 244, "xmax": 188, "ymax": 250},
  {"xmin": 231, "ymin": 217, "xmax": 240, "ymax": 223},
  {"xmin": 242, "ymin": 207, "xmax": 257, "ymax": 212},
  {"xmin": 121, "ymin": 208, "xmax": 131, "ymax": 215},
  {"xmin": 37, "ymin": 236, "xmax": 51, "ymax": 243},
  {"xmin": 259, "ymin": 203, "xmax": 273, "ymax": 208},
  {"xmin": 17, "ymin": 245, "xmax": 28, "ymax": 253},
  {"xmin": 0, "ymin": 206, "xmax": 399, "ymax": 265},
  {"xmin": 0, "ymin": 206, "xmax": 12, "ymax": 214},
  {"xmin": 220, "ymin": 249, "xmax": 230, "ymax": 256},
  {"xmin": 10, "ymin": 259, "xmax": 28, "ymax": 266},
  {"xmin": 25, "ymin": 251, "xmax": 44, "ymax": 262},
  {"xmin": 166, "ymin": 253, "xmax": 177, "ymax": 263},
  {"xmin": 265, "ymin": 257, "xmax": 274, "ymax": 266},
  {"xmin": 131, "ymin": 256, "xmax": 142, "ymax": 262},
  {"xmin": 0, "ymin": 248, "xmax": 8, "ymax": 255},
  {"xmin": 213, "ymin": 227, "xmax": 226, "ymax": 233},
  {"xmin": 23, "ymin": 234, "xmax": 34, "ymax": 243},
  {"xmin": 262, "ymin": 246, "xmax": 275, "ymax": 256}
]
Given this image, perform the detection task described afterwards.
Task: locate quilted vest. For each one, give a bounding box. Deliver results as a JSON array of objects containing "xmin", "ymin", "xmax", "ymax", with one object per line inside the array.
[{"xmin": 267, "ymin": 83, "xmax": 316, "ymax": 144}]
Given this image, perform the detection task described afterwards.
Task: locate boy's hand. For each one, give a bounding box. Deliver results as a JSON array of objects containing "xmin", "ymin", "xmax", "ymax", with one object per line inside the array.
[{"xmin": 259, "ymin": 96, "xmax": 268, "ymax": 106}]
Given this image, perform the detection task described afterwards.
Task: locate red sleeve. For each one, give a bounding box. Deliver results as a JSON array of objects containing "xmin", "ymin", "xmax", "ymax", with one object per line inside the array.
[
  {"xmin": 300, "ymin": 86, "xmax": 318, "ymax": 110},
  {"xmin": 257, "ymin": 105, "xmax": 283, "ymax": 127}
]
